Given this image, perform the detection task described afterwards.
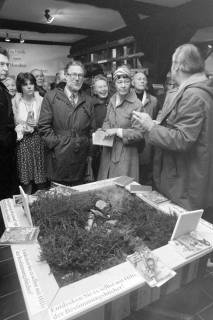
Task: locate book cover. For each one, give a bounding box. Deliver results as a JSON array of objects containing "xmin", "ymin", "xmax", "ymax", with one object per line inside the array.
[
  {"xmin": 0, "ymin": 227, "xmax": 39, "ymax": 245},
  {"xmin": 169, "ymin": 231, "xmax": 212, "ymax": 259},
  {"xmin": 127, "ymin": 245, "xmax": 176, "ymax": 287}
]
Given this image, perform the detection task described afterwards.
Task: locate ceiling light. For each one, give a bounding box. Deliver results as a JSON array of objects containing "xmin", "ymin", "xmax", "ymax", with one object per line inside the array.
[
  {"xmin": 44, "ymin": 9, "xmax": 55, "ymax": 24},
  {"xmin": 5, "ymin": 33, "xmax": 10, "ymax": 42},
  {"xmin": 19, "ymin": 34, "xmax": 24, "ymax": 44},
  {"xmin": 208, "ymin": 44, "xmax": 212, "ymax": 49}
]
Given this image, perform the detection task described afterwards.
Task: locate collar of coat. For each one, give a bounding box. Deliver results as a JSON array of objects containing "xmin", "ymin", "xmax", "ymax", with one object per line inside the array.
[
  {"xmin": 0, "ymin": 80, "xmax": 8, "ymax": 92},
  {"xmin": 56, "ymin": 87, "xmax": 87, "ymax": 108},
  {"xmin": 160, "ymin": 73, "xmax": 207, "ymax": 123},
  {"xmin": 111, "ymin": 88, "xmax": 137, "ymax": 107},
  {"xmin": 12, "ymin": 91, "xmax": 43, "ymax": 107}
]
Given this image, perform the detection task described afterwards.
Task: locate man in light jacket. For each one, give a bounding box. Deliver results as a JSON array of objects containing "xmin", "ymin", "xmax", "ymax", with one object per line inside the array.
[{"xmin": 133, "ymin": 44, "xmax": 213, "ymax": 211}]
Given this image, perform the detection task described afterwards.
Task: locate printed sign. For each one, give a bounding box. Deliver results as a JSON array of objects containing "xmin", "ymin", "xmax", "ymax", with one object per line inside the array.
[
  {"xmin": 13, "ymin": 248, "xmax": 47, "ymax": 315},
  {"xmin": 0, "ymin": 199, "xmax": 20, "ymax": 227},
  {"xmin": 49, "ymin": 272, "xmax": 141, "ymax": 320}
]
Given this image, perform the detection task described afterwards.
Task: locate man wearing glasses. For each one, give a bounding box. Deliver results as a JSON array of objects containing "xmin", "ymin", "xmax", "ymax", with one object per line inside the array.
[
  {"xmin": 38, "ymin": 60, "xmax": 96, "ymax": 186},
  {"xmin": 0, "ymin": 47, "xmax": 17, "ymax": 201}
]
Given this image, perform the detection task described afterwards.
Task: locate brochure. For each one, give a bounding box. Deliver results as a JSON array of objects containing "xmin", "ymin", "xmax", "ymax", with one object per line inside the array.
[
  {"xmin": 169, "ymin": 231, "xmax": 212, "ymax": 259},
  {"xmin": 0, "ymin": 227, "xmax": 39, "ymax": 245},
  {"xmin": 127, "ymin": 245, "xmax": 176, "ymax": 287},
  {"xmin": 130, "ymin": 184, "xmax": 152, "ymax": 193},
  {"xmin": 92, "ymin": 130, "xmax": 114, "ymax": 147},
  {"xmin": 114, "ymin": 176, "xmax": 134, "ymax": 187}
]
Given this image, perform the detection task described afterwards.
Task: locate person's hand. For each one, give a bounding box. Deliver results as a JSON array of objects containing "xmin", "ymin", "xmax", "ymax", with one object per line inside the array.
[
  {"xmin": 104, "ymin": 128, "xmax": 119, "ymax": 137},
  {"xmin": 132, "ymin": 111, "xmax": 155, "ymax": 132},
  {"xmin": 27, "ymin": 119, "xmax": 37, "ymax": 127}
]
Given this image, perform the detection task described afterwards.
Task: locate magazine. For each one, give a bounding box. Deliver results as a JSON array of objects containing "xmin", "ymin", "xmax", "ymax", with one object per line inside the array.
[
  {"xmin": 0, "ymin": 227, "xmax": 39, "ymax": 245},
  {"xmin": 127, "ymin": 245, "xmax": 176, "ymax": 287},
  {"xmin": 169, "ymin": 231, "xmax": 212, "ymax": 259}
]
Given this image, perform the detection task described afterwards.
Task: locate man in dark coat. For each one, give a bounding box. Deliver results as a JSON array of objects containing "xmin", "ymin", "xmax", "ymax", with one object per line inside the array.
[
  {"xmin": 133, "ymin": 44, "xmax": 213, "ymax": 211},
  {"xmin": 0, "ymin": 47, "xmax": 17, "ymax": 201},
  {"xmin": 38, "ymin": 60, "xmax": 96, "ymax": 186}
]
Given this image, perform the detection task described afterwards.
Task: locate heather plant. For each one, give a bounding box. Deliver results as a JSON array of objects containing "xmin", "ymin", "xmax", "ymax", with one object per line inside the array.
[{"xmin": 30, "ymin": 185, "xmax": 177, "ymax": 286}]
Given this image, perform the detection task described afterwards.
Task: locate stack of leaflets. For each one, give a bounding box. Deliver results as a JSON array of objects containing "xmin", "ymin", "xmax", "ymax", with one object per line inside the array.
[
  {"xmin": 114, "ymin": 176, "xmax": 134, "ymax": 187},
  {"xmin": 0, "ymin": 227, "xmax": 39, "ymax": 245},
  {"xmin": 169, "ymin": 231, "xmax": 212, "ymax": 259},
  {"xmin": 136, "ymin": 190, "xmax": 169, "ymax": 209},
  {"xmin": 127, "ymin": 245, "xmax": 176, "ymax": 287}
]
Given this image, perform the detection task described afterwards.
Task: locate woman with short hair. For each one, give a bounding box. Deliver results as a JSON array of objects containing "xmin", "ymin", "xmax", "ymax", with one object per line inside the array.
[
  {"xmin": 12, "ymin": 72, "xmax": 47, "ymax": 194},
  {"xmin": 97, "ymin": 65, "xmax": 144, "ymax": 182}
]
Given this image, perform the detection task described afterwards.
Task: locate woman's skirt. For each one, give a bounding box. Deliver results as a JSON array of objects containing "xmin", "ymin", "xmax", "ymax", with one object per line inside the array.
[{"xmin": 17, "ymin": 131, "xmax": 47, "ymax": 185}]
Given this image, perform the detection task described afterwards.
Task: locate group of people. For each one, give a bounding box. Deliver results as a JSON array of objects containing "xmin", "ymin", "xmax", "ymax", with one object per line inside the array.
[{"xmin": 0, "ymin": 43, "xmax": 213, "ymax": 217}]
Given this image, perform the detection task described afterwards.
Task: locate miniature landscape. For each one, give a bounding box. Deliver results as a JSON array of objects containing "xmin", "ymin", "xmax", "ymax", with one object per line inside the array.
[{"xmin": 30, "ymin": 185, "xmax": 177, "ymax": 287}]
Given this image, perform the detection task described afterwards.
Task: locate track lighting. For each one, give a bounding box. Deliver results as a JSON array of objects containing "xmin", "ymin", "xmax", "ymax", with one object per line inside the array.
[{"xmin": 44, "ymin": 9, "xmax": 55, "ymax": 23}]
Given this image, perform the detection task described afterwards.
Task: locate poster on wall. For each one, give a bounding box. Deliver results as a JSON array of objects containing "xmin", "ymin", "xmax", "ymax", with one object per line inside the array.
[{"xmin": 0, "ymin": 42, "xmax": 70, "ymax": 78}]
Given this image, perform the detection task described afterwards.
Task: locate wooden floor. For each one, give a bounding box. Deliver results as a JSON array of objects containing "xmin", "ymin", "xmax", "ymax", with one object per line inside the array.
[{"xmin": 0, "ymin": 246, "xmax": 29, "ymax": 320}]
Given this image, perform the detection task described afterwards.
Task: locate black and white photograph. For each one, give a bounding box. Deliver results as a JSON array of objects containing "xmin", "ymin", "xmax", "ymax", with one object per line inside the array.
[{"xmin": 0, "ymin": 0, "xmax": 213, "ymax": 319}]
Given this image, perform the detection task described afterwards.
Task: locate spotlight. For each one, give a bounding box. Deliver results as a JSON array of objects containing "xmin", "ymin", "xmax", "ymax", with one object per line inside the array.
[
  {"xmin": 5, "ymin": 33, "xmax": 10, "ymax": 42},
  {"xmin": 19, "ymin": 34, "xmax": 24, "ymax": 43},
  {"xmin": 208, "ymin": 44, "xmax": 212, "ymax": 49},
  {"xmin": 44, "ymin": 9, "xmax": 55, "ymax": 23}
]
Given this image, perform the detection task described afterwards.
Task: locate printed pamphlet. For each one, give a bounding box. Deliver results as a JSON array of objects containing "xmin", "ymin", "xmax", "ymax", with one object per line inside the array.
[
  {"xmin": 0, "ymin": 227, "xmax": 39, "ymax": 245},
  {"xmin": 127, "ymin": 245, "xmax": 176, "ymax": 287},
  {"xmin": 169, "ymin": 231, "xmax": 212, "ymax": 259}
]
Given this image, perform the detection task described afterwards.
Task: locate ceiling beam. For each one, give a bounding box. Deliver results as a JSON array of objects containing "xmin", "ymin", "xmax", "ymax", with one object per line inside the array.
[
  {"xmin": 0, "ymin": 18, "xmax": 109, "ymax": 37},
  {"xmin": 71, "ymin": 0, "xmax": 213, "ymax": 55},
  {"xmin": 55, "ymin": 0, "xmax": 169, "ymax": 15}
]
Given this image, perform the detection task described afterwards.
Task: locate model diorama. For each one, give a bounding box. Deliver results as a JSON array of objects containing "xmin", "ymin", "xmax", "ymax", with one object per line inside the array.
[{"xmin": 30, "ymin": 184, "xmax": 177, "ymax": 287}]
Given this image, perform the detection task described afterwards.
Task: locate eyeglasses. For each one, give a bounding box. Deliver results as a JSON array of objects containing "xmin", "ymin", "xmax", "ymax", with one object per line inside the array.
[
  {"xmin": 0, "ymin": 62, "xmax": 10, "ymax": 67},
  {"xmin": 67, "ymin": 73, "xmax": 84, "ymax": 80}
]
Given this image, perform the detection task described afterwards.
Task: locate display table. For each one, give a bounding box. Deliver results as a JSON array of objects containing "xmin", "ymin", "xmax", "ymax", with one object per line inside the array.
[{"xmin": 1, "ymin": 178, "xmax": 213, "ymax": 320}]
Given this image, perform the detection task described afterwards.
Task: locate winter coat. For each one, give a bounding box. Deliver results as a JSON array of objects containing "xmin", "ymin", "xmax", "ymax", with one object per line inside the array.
[
  {"xmin": 147, "ymin": 75, "xmax": 213, "ymax": 210},
  {"xmin": 98, "ymin": 89, "xmax": 144, "ymax": 182},
  {"xmin": 137, "ymin": 92, "xmax": 158, "ymax": 165},
  {"xmin": 38, "ymin": 88, "xmax": 95, "ymax": 183},
  {"xmin": 0, "ymin": 81, "xmax": 17, "ymax": 199}
]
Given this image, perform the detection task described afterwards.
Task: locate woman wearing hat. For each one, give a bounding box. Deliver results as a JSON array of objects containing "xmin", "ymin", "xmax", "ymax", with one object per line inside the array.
[{"xmin": 97, "ymin": 65, "xmax": 144, "ymax": 182}]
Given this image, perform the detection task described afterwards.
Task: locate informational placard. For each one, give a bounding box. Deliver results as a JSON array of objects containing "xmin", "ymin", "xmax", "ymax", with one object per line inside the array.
[
  {"xmin": 171, "ymin": 210, "xmax": 203, "ymax": 240},
  {"xmin": 19, "ymin": 186, "xmax": 33, "ymax": 226},
  {"xmin": 13, "ymin": 248, "xmax": 47, "ymax": 316},
  {"xmin": 49, "ymin": 272, "xmax": 142, "ymax": 320},
  {"xmin": 0, "ymin": 199, "xmax": 21, "ymax": 227}
]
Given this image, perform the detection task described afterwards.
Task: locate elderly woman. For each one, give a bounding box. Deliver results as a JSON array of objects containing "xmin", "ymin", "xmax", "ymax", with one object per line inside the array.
[
  {"xmin": 4, "ymin": 76, "xmax": 17, "ymax": 97},
  {"xmin": 132, "ymin": 71, "xmax": 158, "ymax": 185},
  {"xmin": 97, "ymin": 65, "xmax": 144, "ymax": 182},
  {"xmin": 12, "ymin": 72, "xmax": 47, "ymax": 194}
]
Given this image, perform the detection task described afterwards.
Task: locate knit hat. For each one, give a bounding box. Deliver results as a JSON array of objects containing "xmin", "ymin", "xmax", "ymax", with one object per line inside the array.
[{"xmin": 113, "ymin": 65, "xmax": 131, "ymax": 80}]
